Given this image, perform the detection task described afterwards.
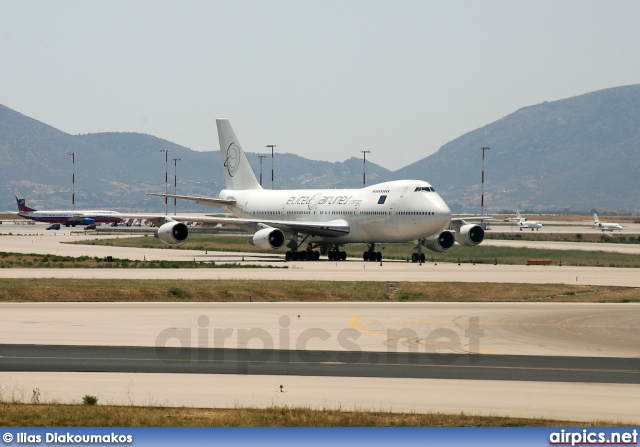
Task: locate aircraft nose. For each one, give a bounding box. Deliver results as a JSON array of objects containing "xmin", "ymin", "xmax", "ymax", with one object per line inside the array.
[
  {"xmin": 432, "ymin": 194, "xmax": 451, "ymax": 214},
  {"xmin": 431, "ymin": 194, "xmax": 452, "ymax": 225}
]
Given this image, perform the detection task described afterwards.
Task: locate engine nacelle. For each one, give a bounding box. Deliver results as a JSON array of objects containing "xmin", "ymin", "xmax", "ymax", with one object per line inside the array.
[
  {"xmin": 154, "ymin": 221, "xmax": 189, "ymax": 245},
  {"xmin": 425, "ymin": 231, "xmax": 455, "ymax": 252},
  {"xmin": 250, "ymin": 227, "xmax": 285, "ymax": 250},
  {"xmin": 82, "ymin": 218, "xmax": 95, "ymax": 225},
  {"xmin": 455, "ymin": 224, "xmax": 485, "ymax": 247}
]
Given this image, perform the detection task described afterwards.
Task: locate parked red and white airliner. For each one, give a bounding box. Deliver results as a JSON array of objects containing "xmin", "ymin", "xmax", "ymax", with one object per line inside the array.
[{"xmin": 15, "ymin": 190, "xmax": 122, "ymax": 227}]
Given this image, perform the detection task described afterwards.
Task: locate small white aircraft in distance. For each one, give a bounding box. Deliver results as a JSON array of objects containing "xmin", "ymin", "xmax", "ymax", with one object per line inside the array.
[
  {"xmin": 593, "ymin": 213, "xmax": 623, "ymax": 232},
  {"xmin": 14, "ymin": 190, "xmax": 122, "ymax": 227},
  {"xmin": 510, "ymin": 210, "xmax": 543, "ymax": 231},
  {"xmin": 129, "ymin": 119, "xmax": 490, "ymax": 263}
]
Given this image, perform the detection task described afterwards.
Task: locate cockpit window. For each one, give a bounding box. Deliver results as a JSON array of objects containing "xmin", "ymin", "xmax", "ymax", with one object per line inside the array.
[{"xmin": 414, "ymin": 186, "xmax": 435, "ymax": 192}]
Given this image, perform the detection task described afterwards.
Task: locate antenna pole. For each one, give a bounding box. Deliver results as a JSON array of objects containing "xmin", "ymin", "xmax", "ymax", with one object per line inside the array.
[
  {"xmin": 480, "ymin": 147, "xmax": 490, "ymax": 224},
  {"xmin": 266, "ymin": 145, "xmax": 276, "ymax": 189},
  {"xmin": 361, "ymin": 150, "xmax": 371, "ymax": 186},
  {"xmin": 258, "ymin": 155, "xmax": 268, "ymax": 186},
  {"xmin": 67, "ymin": 152, "xmax": 76, "ymax": 210},
  {"xmin": 160, "ymin": 149, "xmax": 169, "ymax": 215}
]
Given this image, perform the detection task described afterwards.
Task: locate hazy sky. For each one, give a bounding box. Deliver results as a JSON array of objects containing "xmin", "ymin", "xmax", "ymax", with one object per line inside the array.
[{"xmin": 2, "ymin": 1, "xmax": 639, "ymax": 170}]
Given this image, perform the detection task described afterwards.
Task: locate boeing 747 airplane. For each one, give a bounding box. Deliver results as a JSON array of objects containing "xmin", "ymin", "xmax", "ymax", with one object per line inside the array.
[
  {"xmin": 131, "ymin": 119, "xmax": 489, "ymax": 262},
  {"xmin": 15, "ymin": 190, "xmax": 122, "ymax": 227}
]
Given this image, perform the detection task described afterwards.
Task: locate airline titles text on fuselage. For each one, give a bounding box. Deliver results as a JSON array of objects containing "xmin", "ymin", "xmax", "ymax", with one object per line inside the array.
[{"xmin": 285, "ymin": 193, "xmax": 365, "ymax": 210}]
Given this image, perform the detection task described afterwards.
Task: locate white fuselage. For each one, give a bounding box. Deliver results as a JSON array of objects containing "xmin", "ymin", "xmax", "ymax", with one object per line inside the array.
[
  {"xmin": 516, "ymin": 219, "xmax": 542, "ymax": 229},
  {"xmin": 596, "ymin": 222, "xmax": 623, "ymax": 231},
  {"xmin": 219, "ymin": 180, "xmax": 452, "ymax": 243},
  {"xmin": 18, "ymin": 210, "xmax": 122, "ymax": 224}
]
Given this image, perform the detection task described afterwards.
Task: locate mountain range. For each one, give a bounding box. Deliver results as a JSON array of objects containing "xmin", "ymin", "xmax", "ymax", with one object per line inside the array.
[{"xmin": 1, "ymin": 84, "xmax": 639, "ymax": 214}]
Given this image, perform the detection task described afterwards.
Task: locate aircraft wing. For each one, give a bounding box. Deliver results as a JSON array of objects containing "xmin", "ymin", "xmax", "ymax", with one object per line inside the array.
[
  {"xmin": 115, "ymin": 214, "xmax": 181, "ymax": 228},
  {"xmin": 146, "ymin": 193, "xmax": 236, "ymax": 208},
  {"xmin": 449, "ymin": 216, "xmax": 492, "ymax": 230},
  {"xmin": 177, "ymin": 216, "xmax": 351, "ymax": 238},
  {"xmin": 69, "ymin": 214, "xmax": 91, "ymax": 224},
  {"xmin": 116, "ymin": 214, "xmax": 351, "ymax": 238}
]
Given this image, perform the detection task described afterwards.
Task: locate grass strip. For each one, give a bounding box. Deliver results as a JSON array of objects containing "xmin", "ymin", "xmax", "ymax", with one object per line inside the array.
[
  {"xmin": 0, "ymin": 403, "xmax": 613, "ymax": 427},
  {"xmin": 0, "ymin": 279, "xmax": 637, "ymax": 303}
]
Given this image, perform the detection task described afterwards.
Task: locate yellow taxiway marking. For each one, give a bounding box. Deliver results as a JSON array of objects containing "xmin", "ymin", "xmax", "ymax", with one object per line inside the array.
[{"xmin": 348, "ymin": 316, "xmax": 498, "ymax": 354}]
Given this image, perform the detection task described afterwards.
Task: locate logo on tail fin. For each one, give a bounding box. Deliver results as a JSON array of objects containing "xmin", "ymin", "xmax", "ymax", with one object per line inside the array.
[
  {"xmin": 15, "ymin": 190, "xmax": 36, "ymax": 212},
  {"xmin": 224, "ymin": 143, "xmax": 241, "ymax": 177}
]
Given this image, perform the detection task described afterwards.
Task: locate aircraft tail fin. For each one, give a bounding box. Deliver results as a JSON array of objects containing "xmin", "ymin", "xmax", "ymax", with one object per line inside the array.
[
  {"xmin": 15, "ymin": 190, "xmax": 36, "ymax": 212},
  {"xmin": 593, "ymin": 213, "xmax": 600, "ymax": 224},
  {"xmin": 515, "ymin": 210, "xmax": 522, "ymax": 220},
  {"xmin": 216, "ymin": 119, "xmax": 262, "ymax": 191}
]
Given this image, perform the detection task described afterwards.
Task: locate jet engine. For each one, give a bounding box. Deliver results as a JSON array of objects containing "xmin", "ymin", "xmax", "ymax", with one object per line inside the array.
[
  {"xmin": 454, "ymin": 224, "xmax": 484, "ymax": 247},
  {"xmin": 425, "ymin": 231, "xmax": 455, "ymax": 252},
  {"xmin": 250, "ymin": 227, "xmax": 285, "ymax": 250},
  {"xmin": 154, "ymin": 221, "xmax": 189, "ymax": 245}
]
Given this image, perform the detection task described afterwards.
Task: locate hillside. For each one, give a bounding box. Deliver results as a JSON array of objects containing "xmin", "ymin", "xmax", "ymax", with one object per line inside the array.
[
  {"xmin": 0, "ymin": 106, "xmax": 390, "ymax": 212},
  {"xmin": 393, "ymin": 84, "xmax": 640, "ymax": 213}
]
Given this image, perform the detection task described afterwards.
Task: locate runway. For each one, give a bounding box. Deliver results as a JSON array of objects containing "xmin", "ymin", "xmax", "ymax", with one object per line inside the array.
[
  {"xmin": 2, "ymin": 344, "xmax": 639, "ymax": 384},
  {"xmin": 2, "ymin": 301, "xmax": 640, "ymax": 421},
  {"xmin": 2, "ymin": 302, "xmax": 639, "ymax": 358}
]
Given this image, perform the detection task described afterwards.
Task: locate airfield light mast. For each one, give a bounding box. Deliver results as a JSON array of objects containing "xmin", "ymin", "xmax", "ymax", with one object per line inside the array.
[
  {"xmin": 266, "ymin": 145, "xmax": 276, "ymax": 189},
  {"xmin": 361, "ymin": 150, "xmax": 371, "ymax": 186},
  {"xmin": 67, "ymin": 152, "xmax": 76, "ymax": 210},
  {"xmin": 258, "ymin": 155, "xmax": 268, "ymax": 186},
  {"xmin": 173, "ymin": 158, "xmax": 180, "ymax": 215},
  {"xmin": 480, "ymin": 146, "xmax": 490, "ymax": 227},
  {"xmin": 160, "ymin": 149, "xmax": 169, "ymax": 215}
]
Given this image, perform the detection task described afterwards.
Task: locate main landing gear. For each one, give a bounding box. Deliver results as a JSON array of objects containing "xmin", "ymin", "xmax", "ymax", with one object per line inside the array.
[
  {"xmin": 363, "ymin": 243, "xmax": 382, "ymax": 262},
  {"xmin": 284, "ymin": 234, "xmax": 321, "ymax": 261},
  {"xmin": 282, "ymin": 236, "xmax": 346, "ymax": 262},
  {"xmin": 327, "ymin": 248, "xmax": 347, "ymax": 261},
  {"xmin": 285, "ymin": 249, "xmax": 320, "ymax": 261},
  {"xmin": 410, "ymin": 240, "xmax": 426, "ymax": 263}
]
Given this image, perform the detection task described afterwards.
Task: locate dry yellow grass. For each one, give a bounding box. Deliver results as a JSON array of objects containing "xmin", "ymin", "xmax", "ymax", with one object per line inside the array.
[
  {"xmin": 0, "ymin": 403, "xmax": 601, "ymax": 427},
  {"xmin": 0, "ymin": 279, "xmax": 637, "ymax": 303}
]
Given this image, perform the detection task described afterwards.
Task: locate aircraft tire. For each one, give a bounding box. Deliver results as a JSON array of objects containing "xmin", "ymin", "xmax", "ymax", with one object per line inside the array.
[
  {"xmin": 376, "ymin": 252, "xmax": 382, "ymax": 262},
  {"xmin": 411, "ymin": 253, "xmax": 419, "ymax": 263},
  {"xmin": 340, "ymin": 251, "xmax": 347, "ymax": 261}
]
